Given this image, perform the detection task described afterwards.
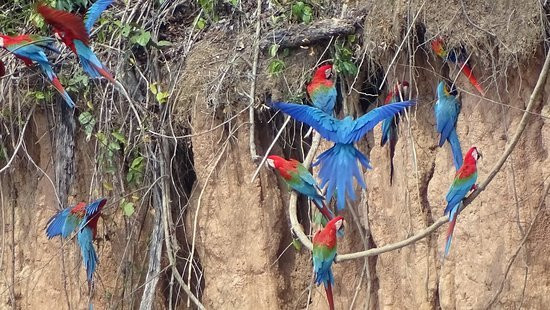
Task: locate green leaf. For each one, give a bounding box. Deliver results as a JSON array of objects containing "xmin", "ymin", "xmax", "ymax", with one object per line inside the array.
[
  {"xmin": 78, "ymin": 111, "xmax": 93, "ymax": 125},
  {"xmin": 121, "ymin": 200, "xmax": 135, "ymax": 216},
  {"xmin": 131, "ymin": 30, "xmax": 151, "ymax": 47},
  {"xmin": 149, "ymin": 82, "xmax": 158, "ymax": 95},
  {"xmin": 196, "ymin": 17, "xmax": 207, "ymax": 30},
  {"xmin": 111, "ymin": 131, "xmax": 127, "ymax": 144},
  {"xmin": 269, "ymin": 44, "xmax": 280, "ymax": 58},
  {"xmin": 108, "ymin": 141, "xmax": 121, "ymax": 151},
  {"xmin": 292, "ymin": 238, "xmax": 302, "ymax": 251},
  {"xmin": 155, "ymin": 40, "xmax": 172, "ymax": 47},
  {"xmin": 156, "ymin": 91, "xmax": 169, "ymax": 104},
  {"xmin": 267, "ymin": 59, "xmax": 285, "ymax": 77}
]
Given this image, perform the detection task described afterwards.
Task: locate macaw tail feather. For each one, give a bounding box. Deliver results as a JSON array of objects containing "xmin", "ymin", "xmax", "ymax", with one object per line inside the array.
[
  {"xmin": 459, "ymin": 62, "xmax": 484, "ymax": 96},
  {"xmin": 78, "ymin": 227, "xmax": 98, "ymax": 283},
  {"xmin": 75, "ymin": 40, "xmax": 115, "ymax": 83},
  {"xmin": 444, "ymin": 207, "xmax": 459, "ymax": 257},
  {"xmin": 314, "ymin": 143, "xmax": 371, "ymax": 210},
  {"xmin": 447, "ymin": 129, "xmax": 463, "ymax": 170},
  {"xmin": 325, "ymin": 282, "xmax": 335, "ymax": 310},
  {"xmin": 38, "ymin": 62, "xmax": 75, "ymax": 108},
  {"xmin": 312, "ymin": 198, "xmax": 335, "ymax": 222}
]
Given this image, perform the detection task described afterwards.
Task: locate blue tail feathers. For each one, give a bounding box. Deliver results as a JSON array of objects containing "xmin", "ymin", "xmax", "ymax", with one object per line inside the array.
[
  {"xmin": 448, "ymin": 129, "xmax": 463, "ymax": 170},
  {"xmin": 314, "ymin": 143, "xmax": 371, "ymax": 210},
  {"xmin": 78, "ymin": 227, "xmax": 98, "ymax": 283}
]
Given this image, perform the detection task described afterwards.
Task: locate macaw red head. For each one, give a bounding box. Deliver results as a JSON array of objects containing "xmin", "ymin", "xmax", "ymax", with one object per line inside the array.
[
  {"xmin": 431, "ymin": 37, "xmax": 447, "ymax": 58},
  {"xmin": 266, "ymin": 155, "xmax": 284, "ymax": 169},
  {"xmin": 385, "ymin": 80, "xmax": 410, "ymax": 104},
  {"xmin": 313, "ymin": 63, "xmax": 334, "ymax": 81},
  {"xmin": 465, "ymin": 147, "xmax": 482, "ymax": 162},
  {"xmin": 328, "ymin": 216, "xmax": 345, "ymax": 231}
]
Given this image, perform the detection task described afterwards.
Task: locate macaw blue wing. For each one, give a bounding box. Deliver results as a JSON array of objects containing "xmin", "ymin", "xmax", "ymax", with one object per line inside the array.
[
  {"xmin": 85, "ymin": 0, "xmax": 114, "ymax": 33},
  {"xmin": 45, "ymin": 208, "xmax": 71, "ymax": 239},
  {"xmin": 313, "ymin": 251, "xmax": 336, "ymax": 286},
  {"xmin": 344, "ymin": 100, "xmax": 415, "ymax": 143},
  {"xmin": 444, "ymin": 173, "xmax": 476, "ymax": 214},
  {"xmin": 271, "ymin": 102, "xmax": 342, "ymax": 142},
  {"xmin": 77, "ymin": 226, "xmax": 98, "ymax": 283},
  {"xmin": 85, "ymin": 198, "xmax": 107, "ymax": 217}
]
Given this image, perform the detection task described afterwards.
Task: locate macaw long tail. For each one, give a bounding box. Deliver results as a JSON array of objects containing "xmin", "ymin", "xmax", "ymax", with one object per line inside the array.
[
  {"xmin": 314, "ymin": 143, "xmax": 372, "ymax": 210},
  {"xmin": 75, "ymin": 40, "xmax": 115, "ymax": 83},
  {"xmin": 459, "ymin": 62, "xmax": 484, "ymax": 96},
  {"xmin": 312, "ymin": 198, "xmax": 335, "ymax": 222},
  {"xmin": 78, "ymin": 227, "xmax": 98, "ymax": 283},
  {"xmin": 448, "ymin": 129, "xmax": 463, "ymax": 170},
  {"xmin": 38, "ymin": 62, "xmax": 75, "ymax": 108},
  {"xmin": 324, "ymin": 282, "xmax": 335, "ymax": 310},
  {"xmin": 444, "ymin": 206, "xmax": 459, "ymax": 257}
]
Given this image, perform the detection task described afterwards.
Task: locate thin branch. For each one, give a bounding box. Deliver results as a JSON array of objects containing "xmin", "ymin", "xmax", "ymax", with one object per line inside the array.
[
  {"xmin": 287, "ymin": 49, "xmax": 550, "ymax": 262},
  {"xmin": 248, "ymin": 0, "xmax": 262, "ymax": 161}
]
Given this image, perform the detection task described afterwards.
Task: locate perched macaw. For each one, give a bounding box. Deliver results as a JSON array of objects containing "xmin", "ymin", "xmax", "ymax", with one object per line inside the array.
[
  {"xmin": 267, "ymin": 155, "xmax": 334, "ymax": 221},
  {"xmin": 443, "ymin": 147, "xmax": 481, "ymax": 256},
  {"xmin": 435, "ymin": 81, "xmax": 463, "ymax": 170},
  {"xmin": 307, "ymin": 64, "xmax": 337, "ymax": 114},
  {"xmin": 431, "ymin": 37, "xmax": 484, "ymax": 96},
  {"xmin": 38, "ymin": 0, "xmax": 115, "ymax": 83},
  {"xmin": 313, "ymin": 216, "xmax": 344, "ymax": 310},
  {"xmin": 0, "ymin": 34, "xmax": 74, "ymax": 107},
  {"xmin": 271, "ymin": 99, "xmax": 415, "ymax": 210},
  {"xmin": 380, "ymin": 81, "xmax": 410, "ymax": 184},
  {"xmin": 46, "ymin": 198, "xmax": 107, "ymax": 283}
]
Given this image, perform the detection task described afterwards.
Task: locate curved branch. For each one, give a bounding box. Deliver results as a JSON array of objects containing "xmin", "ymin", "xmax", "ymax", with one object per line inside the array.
[{"xmin": 287, "ymin": 49, "xmax": 550, "ymax": 262}]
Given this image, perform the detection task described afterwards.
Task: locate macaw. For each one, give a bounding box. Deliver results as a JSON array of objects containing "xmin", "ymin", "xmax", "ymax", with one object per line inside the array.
[
  {"xmin": 38, "ymin": 0, "xmax": 115, "ymax": 83},
  {"xmin": 271, "ymin": 99, "xmax": 415, "ymax": 210},
  {"xmin": 46, "ymin": 198, "xmax": 107, "ymax": 283},
  {"xmin": 443, "ymin": 147, "xmax": 481, "ymax": 256},
  {"xmin": 267, "ymin": 155, "xmax": 334, "ymax": 221},
  {"xmin": 431, "ymin": 37, "xmax": 484, "ymax": 96},
  {"xmin": 307, "ymin": 64, "xmax": 337, "ymax": 114},
  {"xmin": 313, "ymin": 216, "xmax": 344, "ymax": 310},
  {"xmin": 435, "ymin": 81, "xmax": 463, "ymax": 170},
  {"xmin": 0, "ymin": 34, "xmax": 75, "ymax": 107},
  {"xmin": 380, "ymin": 81, "xmax": 410, "ymax": 184}
]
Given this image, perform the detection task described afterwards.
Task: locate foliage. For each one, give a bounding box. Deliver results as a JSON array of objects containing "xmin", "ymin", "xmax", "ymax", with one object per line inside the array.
[
  {"xmin": 267, "ymin": 43, "xmax": 289, "ymax": 77},
  {"xmin": 333, "ymin": 35, "xmax": 359, "ymax": 77},
  {"xmin": 291, "ymin": 1, "xmax": 313, "ymax": 24}
]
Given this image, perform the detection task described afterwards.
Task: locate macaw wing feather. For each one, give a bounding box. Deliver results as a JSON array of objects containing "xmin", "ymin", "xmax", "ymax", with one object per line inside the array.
[
  {"xmin": 45, "ymin": 208, "xmax": 71, "ymax": 239},
  {"xmin": 38, "ymin": 4, "xmax": 89, "ymax": 44},
  {"xmin": 85, "ymin": 0, "xmax": 114, "ymax": 33},
  {"xmin": 346, "ymin": 100, "xmax": 415, "ymax": 143},
  {"xmin": 444, "ymin": 175, "xmax": 476, "ymax": 214},
  {"xmin": 271, "ymin": 102, "xmax": 341, "ymax": 141},
  {"xmin": 85, "ymin": 198, "xmax": 107, "ymax": 217}
]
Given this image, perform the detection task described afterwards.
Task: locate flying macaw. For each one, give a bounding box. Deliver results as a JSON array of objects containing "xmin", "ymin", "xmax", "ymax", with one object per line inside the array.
[
  {"xmin": 0, "ymin": 34, "xmax": 75, "ymax": 107},
  {"xmin": 313, "ymin": 216, "xmax": 344, "ymax": 310},
  {"xmin": 307, "ymin": 64, "xmax": 337, "ymax": 114},
  {"xmin": 46, "ymin": 198, "xmax": 107, "ymax": 284},
  {"xmin": 38, "ymin": 0, "xmax": 115, "ymax": 83},
  {"xmin": 443, "ymin": 147, "xmax": 481, "ymax": 256},
  {"xmin": 431, "ymin": 37, "xmax": 484, "ymax": 96},
  {"xmin": 435, "ymin": 81, "xmax": 463, "ymax": 170},
  {"xmin": 271, "ymin": 99, "xmax": 415, "ymax": 210},
  {"xmin": 380, "ymin": 81, "xmax": 410, "ymax": 184},
  {"xmin": 267, "ymin": 155, "xmax": 335, "ymax": 221}
]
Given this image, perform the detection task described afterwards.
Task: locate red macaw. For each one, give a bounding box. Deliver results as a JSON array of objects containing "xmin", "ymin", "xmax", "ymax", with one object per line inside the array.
[
  {"xmin": 0, "ymin": 34, "xmax": 75, "ymax": 107},
  {"xmin": 431, "ymin": 37, "xmax": 484, "ymax": 96},
  {"xmin": 46, "ymin": 198, "xmax": 107, "ymax": 283},
  {"xmin": 267, "ymin": 155, "xmax": 334, "ymax": 222},
  {"xmin": 38, "ymin": 0, "xmax": 115, "ymax": 83},
  {"xmin": 444, "ymin": 147, "xmax": 481, "ymax": 256},
  {"xmin": 380, "ymin": 81, "xmax": 410, "ymax": 184},
  {"xmin": 307, "ymin": 64, "xmax": 337, "ymax": 114},
  {"xmin": 313, "ymin": 216, "xmax": 344, "ymax": 310}
]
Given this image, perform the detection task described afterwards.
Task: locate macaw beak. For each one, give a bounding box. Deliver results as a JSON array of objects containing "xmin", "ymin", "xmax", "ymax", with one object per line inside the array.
[{"xmin": 477, "ymin": 150, "xmax": 483, "ymax": 159}]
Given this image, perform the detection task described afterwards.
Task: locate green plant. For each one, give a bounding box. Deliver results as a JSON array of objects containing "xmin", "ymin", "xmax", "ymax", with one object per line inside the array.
[
  {"xmin": 291, "ymin": 1, "xmax": 313, "ymax": 24},
  {"xmin": 267, "ymin": 43, "xmax": 289, "ymax": 77},
  {"xmin": 149, "ymin": 82, "xmax": 169, "ymax": 104},
  {"xmin": 333, "ymin": 36, "xmax": 358, "ymax": 77}
]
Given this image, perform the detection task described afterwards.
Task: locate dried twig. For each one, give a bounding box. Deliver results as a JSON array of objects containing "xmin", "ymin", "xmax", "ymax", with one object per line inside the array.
[{"xmin": 248, "ymin": 0, "xmax": 262, "ymax": 161}]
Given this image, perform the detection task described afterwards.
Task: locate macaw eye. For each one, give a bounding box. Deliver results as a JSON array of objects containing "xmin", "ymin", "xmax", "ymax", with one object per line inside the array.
[{"xmin": 325, "ymin": 68, "xmax": 333, "ymax": 79}]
